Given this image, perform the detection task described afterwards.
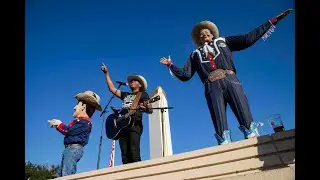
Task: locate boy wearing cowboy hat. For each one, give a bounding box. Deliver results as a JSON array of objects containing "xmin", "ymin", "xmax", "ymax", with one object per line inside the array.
[
  {"xmin": 160, "ymin": 9, "xmax": 293, "ymax": 145},
  {"xmin": 48, "ymin": 90, "xmax": 102, "ymax": 177},
  {"xmin": 101, "ymin": 64, "xmax": 152, "ymax": 164}
]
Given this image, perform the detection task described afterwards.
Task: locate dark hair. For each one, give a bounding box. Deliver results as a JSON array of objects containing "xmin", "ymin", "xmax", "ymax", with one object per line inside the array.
[
  {"xmin": 80, "ymin": 101, "xmax": 96, "ymax": 117},
  {"xmin": 130, "ymin": 86, "xmax": 144, "ymax": 92},
  {"xmin": 129, "ymin": 79, "xmax": 144, "ymax": 92}
]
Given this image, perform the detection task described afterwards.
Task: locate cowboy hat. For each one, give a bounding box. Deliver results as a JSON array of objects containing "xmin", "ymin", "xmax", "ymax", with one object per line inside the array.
[
  {"xmin": 74, "ymin": 90, "xmax": 102, "ymax": 111},
  {"xmin": 191, "ymin": 20, "xmax": 219, "ymax": 47},
  {"xmin": 127, "ymin": 75, "xmax": 148, "ymax": 91}
]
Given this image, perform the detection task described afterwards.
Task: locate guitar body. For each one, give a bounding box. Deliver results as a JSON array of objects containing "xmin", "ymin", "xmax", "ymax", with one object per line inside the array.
[
  {"xmin": 105, "ymin": 95, "xmax": 161, "ymax": 140},
  {"xmin": 105, "ymin": 108, "xmax": 133, "ymax": 140}
]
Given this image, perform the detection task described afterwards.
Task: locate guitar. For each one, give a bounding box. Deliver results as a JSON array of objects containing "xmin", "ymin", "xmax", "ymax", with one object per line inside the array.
[{"xmin": 105, "ymin": 95, "xmax": 160, "ymax": 140}]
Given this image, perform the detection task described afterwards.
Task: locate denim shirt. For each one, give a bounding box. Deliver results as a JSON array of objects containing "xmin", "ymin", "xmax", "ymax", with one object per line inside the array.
[{"xmin": 56, "ymin": 117, "xmax": 92, "ymax": 146}]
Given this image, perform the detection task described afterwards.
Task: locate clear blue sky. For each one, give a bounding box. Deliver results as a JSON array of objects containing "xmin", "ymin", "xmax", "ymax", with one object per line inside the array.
[{"xmin": 26, "ymin": 0, "xmax": 295, "ymax": 173}]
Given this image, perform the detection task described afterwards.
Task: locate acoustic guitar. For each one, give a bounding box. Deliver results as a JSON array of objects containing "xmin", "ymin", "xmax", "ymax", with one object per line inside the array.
[{"xmin": 105, "ymin": 95, "xmax": 160, "ymax": 140}]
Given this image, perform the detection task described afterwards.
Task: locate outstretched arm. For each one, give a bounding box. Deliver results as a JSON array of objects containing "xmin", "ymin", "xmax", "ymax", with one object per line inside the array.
[
  {"xmin": 101, "ymin": 63, "xmax": 122, "ymax": 99},
  {"xmin": 56, "ymin": 119, "xmax": 92, "ymax": 136},
  {"xmin": 225, "ymin": 9, "xmax": 293, "ymax": 52},
  {"xmin": 160, "ymin": 55, "xmax": 197, "ymax": 82}
]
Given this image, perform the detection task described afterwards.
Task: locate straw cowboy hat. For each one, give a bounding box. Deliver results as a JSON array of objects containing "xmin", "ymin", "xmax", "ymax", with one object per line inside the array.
[
  {"xmin": 191, "ymin": 20, "xmax": 219, "ymax": 47},
  {"xmin": 127, "ymin": 75, "xmax": 148, "ymax": 91},
  {"xmin": 74, "ymin": 90, "xmax": 102, "ymax": 111}
]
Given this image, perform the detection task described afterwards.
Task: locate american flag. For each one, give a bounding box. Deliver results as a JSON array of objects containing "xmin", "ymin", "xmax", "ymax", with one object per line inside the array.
[{"xmin": 108, "ymin": 140, "xmax": 116, "ymax": 167}]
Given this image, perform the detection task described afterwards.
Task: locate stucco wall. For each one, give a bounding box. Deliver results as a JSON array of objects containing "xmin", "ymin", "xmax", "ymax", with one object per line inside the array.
[{"xmin": 54, "ymin": 129, "xmax": 295, "ymax": 180}]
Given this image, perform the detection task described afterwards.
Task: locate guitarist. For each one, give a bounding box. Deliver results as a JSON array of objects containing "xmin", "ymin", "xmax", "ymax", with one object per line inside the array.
[{"xmin": 101, "ymin": 64, "xmax": 153, "ymax": 164}]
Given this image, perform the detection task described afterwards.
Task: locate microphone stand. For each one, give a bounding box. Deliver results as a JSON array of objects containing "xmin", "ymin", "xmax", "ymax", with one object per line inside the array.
[
  {"xmin": 153, "ymin": 107, "xmax": 173, "ymax": 157},
  {"xmin": 96, "ymin": 83, "xmax": 123, "ymax": 170}
]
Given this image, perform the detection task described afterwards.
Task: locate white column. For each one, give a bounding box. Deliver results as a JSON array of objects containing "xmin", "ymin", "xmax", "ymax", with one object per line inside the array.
[{"xmin": 148, "ymin": 86, "xmax": 173, "ymax": 159}]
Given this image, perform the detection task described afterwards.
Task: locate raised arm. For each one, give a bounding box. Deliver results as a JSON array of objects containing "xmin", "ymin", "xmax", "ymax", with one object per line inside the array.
[
  {"xmin": 160, "ymin": 54, "xmax": 197, "ymax": 82},
  {"xmin": 101, "ymin": 63, "xmax": 121, "ymax": 98},
  {"xmin": 225, "ymin": 9, "xmax": 293, "ymax": 52}
]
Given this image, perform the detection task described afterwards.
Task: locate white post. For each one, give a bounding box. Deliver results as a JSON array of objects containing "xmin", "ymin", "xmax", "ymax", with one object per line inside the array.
[{"xmin": 148, "ymin": 86, "xmax": 173, "ymax": 159}]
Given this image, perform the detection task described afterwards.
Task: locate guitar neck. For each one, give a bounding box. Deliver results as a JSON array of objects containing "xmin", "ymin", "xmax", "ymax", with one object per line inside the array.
[
  {"xmin": 125, "ymin": 111, "xmax": 136, "ymax": 118},
  {"xmin": 121, "ymin": 95, "xmax": 160, "ymax": 117},
  {"xmin": 147, "ymin": 95, "xmax": 160, "ymax": 104}
]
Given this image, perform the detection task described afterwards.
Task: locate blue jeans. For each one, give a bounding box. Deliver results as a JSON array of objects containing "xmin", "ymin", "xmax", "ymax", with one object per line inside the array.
[
  {"xmin": 56, "ymin": 145, "xmax": 84, "ymax": 177},
  {"xmin": 205, "ymin": 74, "xmax": 254, "ymax": 138}
]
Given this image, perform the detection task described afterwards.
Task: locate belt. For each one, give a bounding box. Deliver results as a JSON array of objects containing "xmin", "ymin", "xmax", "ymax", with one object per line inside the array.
[
  {"xmin": 204, "ymin": 69, "xmax": 235, "ymax": 84},
  {"xmin": 65, "ymin": 144, "xmax": 83, "ymax": 148}
]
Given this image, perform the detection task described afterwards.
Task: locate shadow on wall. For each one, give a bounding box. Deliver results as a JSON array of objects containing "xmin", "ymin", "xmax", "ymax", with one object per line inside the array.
[{"xmin": 257, "ymin": 129, "xmax": 295, "ymax": 171}]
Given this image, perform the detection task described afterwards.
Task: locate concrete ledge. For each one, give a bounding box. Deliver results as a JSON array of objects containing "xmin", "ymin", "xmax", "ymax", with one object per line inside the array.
[
  {"xmin": 211, "ymin": 165, "xmax": 295, "ymax": 180},
  {"xmin": 55, "ymin": 129, "xmax": 295, "ymax": 180}
]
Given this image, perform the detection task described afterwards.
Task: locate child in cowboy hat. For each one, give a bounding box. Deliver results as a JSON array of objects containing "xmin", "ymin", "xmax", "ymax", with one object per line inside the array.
[
  {"xmin": 101, "ymin": 64, "xmax": 152, "ymax": 164},
  {"xmin": 48, "ymin": 90, "xmax": 102, "ymax": 177},
  {"xmin": 160, "ymin": 9, "xmax": 293, "ymax": 145}
]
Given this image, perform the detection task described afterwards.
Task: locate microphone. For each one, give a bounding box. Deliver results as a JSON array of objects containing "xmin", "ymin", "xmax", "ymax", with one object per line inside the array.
[{"xmin": 116, "ymin": 81, "xmax": 128, "ymax": 86}]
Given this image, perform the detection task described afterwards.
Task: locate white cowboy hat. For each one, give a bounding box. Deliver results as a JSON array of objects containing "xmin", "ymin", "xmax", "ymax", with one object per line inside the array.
[
  {"xmin": 191, "ymin": 20, "xmax": 219, "ymax": 47},
  {"xmin": 127, "ymin": 75, "xmax": 148, "ymax": 91},
  {"xmin": 74, "ymin": 90, "xmax": 102, "ymax": 111}
]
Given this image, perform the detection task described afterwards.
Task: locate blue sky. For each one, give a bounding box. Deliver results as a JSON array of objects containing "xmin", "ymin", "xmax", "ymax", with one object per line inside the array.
[{"xmin": 25, "ymin": 0, "xmax": 295, "ymax": 173}]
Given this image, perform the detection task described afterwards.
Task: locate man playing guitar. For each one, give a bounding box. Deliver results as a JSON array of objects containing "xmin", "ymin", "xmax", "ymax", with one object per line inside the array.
[{"xmin": 101, "ymin": 64, "xmax": 152, "ymax": 164}]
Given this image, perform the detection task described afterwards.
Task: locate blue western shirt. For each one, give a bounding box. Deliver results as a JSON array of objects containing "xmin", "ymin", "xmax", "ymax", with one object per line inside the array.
[
  {"xmin": 169, "ymin": 20, "xmax": 276, "ymax": 83},
  {"xmin": 56, "ymin": 117, "xmax": 92, "ymax": 146}
]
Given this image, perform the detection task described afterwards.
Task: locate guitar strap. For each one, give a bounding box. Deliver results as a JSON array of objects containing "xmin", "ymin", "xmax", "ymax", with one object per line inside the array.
[
  {"xmin": 113, "ymin": 92, "xmax": 142, "ymax": 129},
  {"xmin": 129, "ymin": 92, "xmax": 142, "ymax": 113}
]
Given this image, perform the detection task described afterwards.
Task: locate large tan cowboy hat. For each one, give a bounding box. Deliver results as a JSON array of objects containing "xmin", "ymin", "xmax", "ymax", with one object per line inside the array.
[
  {"xmin": 74, "ymin": 90, "xmax": 102, "ymax": 111},
  {"xmin": 127, "ymin": 75, "xmax": 148, "ymax": 91},
  {"xmin": 191, "ymin": 20, "xmax": 219, "ymax": 47}
]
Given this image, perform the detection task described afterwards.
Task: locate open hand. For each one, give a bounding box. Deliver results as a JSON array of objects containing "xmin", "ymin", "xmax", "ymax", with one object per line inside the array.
[
  {"xmin": 48, "ymin": 119, "xmax": 62, "ymax": 128},
  {"xmin": 160, "ymin": 56, "xmax": 172, "ymax": 66}
]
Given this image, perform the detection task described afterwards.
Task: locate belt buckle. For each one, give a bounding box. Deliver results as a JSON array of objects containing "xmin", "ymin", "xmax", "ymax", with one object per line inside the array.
[
  {"xmin": 207, "ymin": 70, "xmax": 226, "ymax": 82},
  {"xmin": 207, "ymin": 74, "xmax": 225, "ymax": 82},
  {"xmin": 65, "ymin": 144, "xmax": 82, "ymax": 148},
  {"xmin": 225, "ymin": 70, "xmax": 234, "ymax": 75}
]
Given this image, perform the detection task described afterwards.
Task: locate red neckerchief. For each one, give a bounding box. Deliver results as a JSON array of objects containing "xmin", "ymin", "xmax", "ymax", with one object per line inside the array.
[
  {"xmin": 205, "ymin": 42, "xmax": 217, "ymax": 70},
  {"xmin": 207, "ymin": 53, "xmax": 217, "ymax": 70}
]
